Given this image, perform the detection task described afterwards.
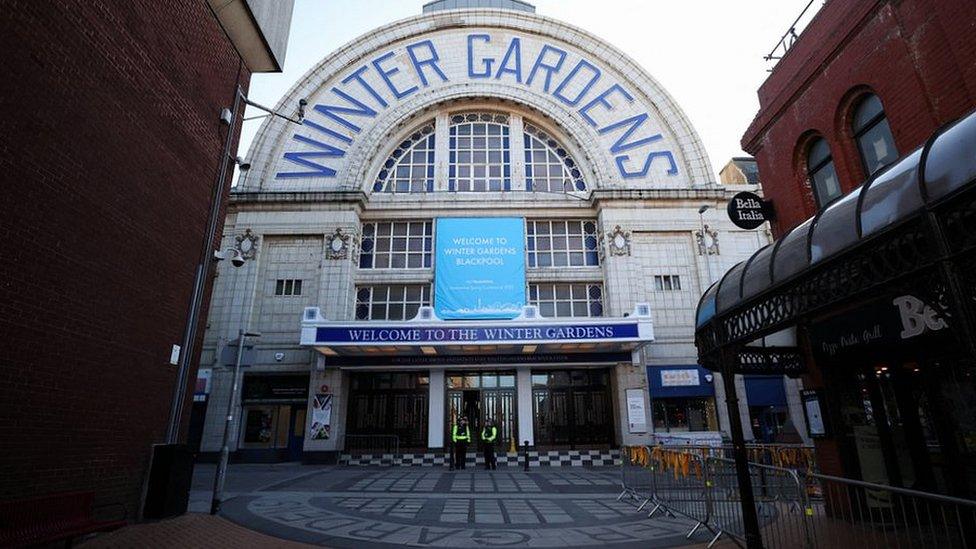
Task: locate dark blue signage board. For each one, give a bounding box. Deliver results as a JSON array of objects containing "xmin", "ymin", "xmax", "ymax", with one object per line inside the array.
[{"xmin": 314, "ymin": 322, "xmax": 640, "ymax": 345}]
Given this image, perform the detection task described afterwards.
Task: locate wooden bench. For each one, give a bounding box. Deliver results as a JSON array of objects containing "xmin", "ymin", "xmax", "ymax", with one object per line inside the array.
[{"xmin": 0, "ymin": 491, "xmax": 126, "ymax": 548}]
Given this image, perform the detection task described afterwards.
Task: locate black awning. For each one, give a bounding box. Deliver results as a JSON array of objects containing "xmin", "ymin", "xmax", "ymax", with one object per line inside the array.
[{"xmin": 696, "ymin": 110, "xmax": 976, "ymax": 367}]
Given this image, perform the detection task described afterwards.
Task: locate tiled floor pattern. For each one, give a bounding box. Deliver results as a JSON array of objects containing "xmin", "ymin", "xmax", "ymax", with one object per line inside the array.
[{"xmin": 216, "ymin": 466, "xmax": 707, "ymax": 548}]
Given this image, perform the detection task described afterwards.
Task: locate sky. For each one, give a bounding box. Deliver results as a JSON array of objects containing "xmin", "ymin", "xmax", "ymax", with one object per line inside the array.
[{"xmin": 235, "ymin": 0, "xmax": 819, "ymax": 183}]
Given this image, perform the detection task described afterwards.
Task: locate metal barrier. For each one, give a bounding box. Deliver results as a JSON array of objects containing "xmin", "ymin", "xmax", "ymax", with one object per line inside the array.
[
  {"xmin": 343, "ymin": 434, "xmax": 400, "ymax": 465},
  {"xmin": 618, "ymin": 445, "xmax": 976, "ymax": 548}
]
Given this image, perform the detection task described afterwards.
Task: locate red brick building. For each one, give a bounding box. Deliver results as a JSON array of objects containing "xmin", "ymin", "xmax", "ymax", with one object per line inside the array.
[
  {"xmin": 0, "ymin": 0, "xmax": 292, "ymax": 521},
  {"xmin": 711, "ymin": 0, "xmax": 976, "ymax": 495},
  {"xmin": 743, "ymin": 0, "xmax": 976, "ymax": 235}
]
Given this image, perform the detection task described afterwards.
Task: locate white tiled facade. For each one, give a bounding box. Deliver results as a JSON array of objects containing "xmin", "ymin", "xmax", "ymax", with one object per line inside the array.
[{"xmin": 195, "ymin": 4, "xmax": 808, "ymax": 460}]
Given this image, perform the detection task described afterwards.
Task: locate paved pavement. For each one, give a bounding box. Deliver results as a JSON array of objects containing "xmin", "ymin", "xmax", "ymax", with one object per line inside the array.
[{"xmin": 177, "ymin": 463, "xmax": 720, "ymax": 548}]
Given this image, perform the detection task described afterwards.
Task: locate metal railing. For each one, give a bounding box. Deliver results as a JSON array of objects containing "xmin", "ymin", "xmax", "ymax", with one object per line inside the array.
[
  {"xmin": 619, "ymin": 445, "xmax": 976, "ymax": 548},
  {"xmin": 764, "ymin": 0, "xmax": 827, "ymax": 68},
  {"xmin": 343, "ymin": 434, "xmax": 400, "ymax": 465}
]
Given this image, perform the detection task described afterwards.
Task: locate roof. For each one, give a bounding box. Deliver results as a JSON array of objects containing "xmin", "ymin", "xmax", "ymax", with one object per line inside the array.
[{"xmin": 732, "ymin": 158, "xmax": 760, "ymax": 184}]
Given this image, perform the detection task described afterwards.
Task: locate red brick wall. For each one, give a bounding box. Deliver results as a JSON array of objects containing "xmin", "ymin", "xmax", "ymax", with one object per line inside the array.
[
  {"xmin": 742, "ymin": 0, "xmax": 976, "ymax": 236},
  {"xmin": 0, "ymin": 0, "xmax": 249, "ymax": 518}
]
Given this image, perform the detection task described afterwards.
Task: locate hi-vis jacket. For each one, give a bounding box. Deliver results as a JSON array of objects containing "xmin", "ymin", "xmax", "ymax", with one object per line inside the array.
[
  {"xmin": 452, "ymin": 424, "xmax": 470, "ymax": 442},
  {"xmin": 481, "ymin": 426, "xmax": 497, "ymax": 443}
]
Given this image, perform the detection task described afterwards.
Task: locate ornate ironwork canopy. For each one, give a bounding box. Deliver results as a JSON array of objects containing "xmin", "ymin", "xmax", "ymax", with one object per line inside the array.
[{"xmin": 696, "ymin": 111, "xmax": 976, "ymax": 373}]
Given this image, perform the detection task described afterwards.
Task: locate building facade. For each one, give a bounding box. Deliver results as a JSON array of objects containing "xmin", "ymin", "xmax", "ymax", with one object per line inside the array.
[
  {"xmin": 196, "ymin": 0, "xmax": 805, "ymax": 464},
  {"xmin": 741, "ymin": 0, "xmax": 976, "ymax": 234},
  {"xmin": 0, "ymin": 0, "xmax": 293, "ymax": 519},
  {"xmin": 697, "ymin": 0, "xmax": 976, "ymax": 499}
]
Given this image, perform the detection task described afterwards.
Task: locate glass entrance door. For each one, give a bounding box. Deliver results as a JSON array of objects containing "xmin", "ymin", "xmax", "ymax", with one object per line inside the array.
[
  {"xmin": 446, "ymin": 372, "xmax": 517, "ymax": 449},
  {"xmin": 532, "ymin": 369, "xmax": 613, "ymax": 448}
]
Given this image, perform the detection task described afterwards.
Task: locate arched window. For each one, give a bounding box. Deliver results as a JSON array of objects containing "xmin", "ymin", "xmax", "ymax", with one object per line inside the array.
[
  {"xmin": 449, "ymin": 112, "xmax": 511, "ymax": 192},
  {"xmin": 807, "ymin": 137, "xmax": 841, "ymax": 208},
  {"xmin": 523, "ymin": 123, "xmax": 586, "ymax": 192},
  {"xmin": 852, "ymin": 94, "xmax": 898, "ymax": 176},
  {"xmin": 373, "ymin": 122, "xmax": 435, "ymax": 193}
]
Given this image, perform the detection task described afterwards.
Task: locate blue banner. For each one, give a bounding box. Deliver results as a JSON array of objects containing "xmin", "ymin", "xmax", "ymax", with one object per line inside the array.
[{"xmin": 434, "ymin": 217, "xmax": 525, "ymax": 319}]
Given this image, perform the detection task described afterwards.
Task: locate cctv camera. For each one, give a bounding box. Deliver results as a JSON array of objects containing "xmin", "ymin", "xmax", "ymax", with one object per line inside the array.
[
  {"xmin": 231, "ymin": 252, "xmax": 246, "ymax": 267},
  {"xmin": 235, "ymin": 156, "xmax": 251, "ymax": 171}
]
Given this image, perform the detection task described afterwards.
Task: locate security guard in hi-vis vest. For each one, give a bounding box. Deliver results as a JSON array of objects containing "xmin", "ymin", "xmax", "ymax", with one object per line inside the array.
[
  {"xmin": 451, "ymin": 416, "xmax": 470, "ymax": 470},
  {"xmin": 481, "ymin": 419, "xmax": 498, "ymax": 470}
]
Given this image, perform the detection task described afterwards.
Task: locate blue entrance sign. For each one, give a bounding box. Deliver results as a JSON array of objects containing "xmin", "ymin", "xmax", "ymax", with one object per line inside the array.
[
  {"xmin": 434, "ymin": 217, "xmax": 525, "ymax": 319},
  {"xmin": 315, "ymin": 322, "xmax": 640, "ymax": 345}
]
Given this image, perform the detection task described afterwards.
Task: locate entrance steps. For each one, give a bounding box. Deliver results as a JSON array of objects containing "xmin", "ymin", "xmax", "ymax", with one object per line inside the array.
[{"xmin": 339, "ymin": 449, "xmax": 620, "ymax": 467}]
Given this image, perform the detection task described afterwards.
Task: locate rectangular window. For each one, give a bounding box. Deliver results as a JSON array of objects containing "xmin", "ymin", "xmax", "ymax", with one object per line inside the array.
[
  {"xmin": 526, "ymin": 220, "xmax": 599, "ymax": 268},
  {"xmin": 355, "ymin": 284, "xmax": 432, "ymax": 320},
  {"xmin": 359, "ymin": 221, "xmax": 433, "ymax": 269},
  {"xmin": 653, "ymin": 275, "xmax": 682, "ymax": 291},
  {"xmin": 274, "ymin": 278, "xmax": 303, "ymax": 296},
  {"xmin": 528, "ymin": 283, "xmax": 603, "ymax": 318}
]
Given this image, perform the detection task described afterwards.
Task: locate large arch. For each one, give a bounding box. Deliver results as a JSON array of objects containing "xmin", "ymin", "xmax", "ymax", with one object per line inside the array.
[{"xmin": 242, "ymin": 8, "xmax": 715, "ymax": 194}]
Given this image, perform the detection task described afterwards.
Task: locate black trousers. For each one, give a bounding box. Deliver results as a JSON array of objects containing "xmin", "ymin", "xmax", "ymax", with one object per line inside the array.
[
  {"xmin": 483, "ymin": 443, "xmax": 496, "ymax": 470},
  {"xmin": 454, "ymin": 441, "xmax": 467, "ymax": 469}
]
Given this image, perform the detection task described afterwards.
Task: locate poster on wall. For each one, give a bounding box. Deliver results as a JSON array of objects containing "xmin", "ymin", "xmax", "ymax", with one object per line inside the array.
[
  {"xmin": 625, "ymin": 388, "xmax": 648, "ymax": 433},
  {"xmin": 310, "ymin": 394, "xmax": 333, "ymax": 440},
  {"xmin": 434, "ymin": 217, "xmax": 526, "ymax": 319}
]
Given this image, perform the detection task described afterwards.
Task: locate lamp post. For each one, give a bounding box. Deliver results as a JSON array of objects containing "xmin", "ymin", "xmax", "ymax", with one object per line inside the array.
[{"xmin": 210, "ymin": 324, "xmax": 262, "ymax": 515}]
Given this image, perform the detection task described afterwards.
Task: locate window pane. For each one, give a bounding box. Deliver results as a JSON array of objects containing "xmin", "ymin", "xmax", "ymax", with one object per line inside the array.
[
  {"xmin": 812, "ymin": 161, "xmax": 842, "ymax": 207},
  {"xmin": 857, "ymin": 117, "xmax": 899, "ymax": 175}
]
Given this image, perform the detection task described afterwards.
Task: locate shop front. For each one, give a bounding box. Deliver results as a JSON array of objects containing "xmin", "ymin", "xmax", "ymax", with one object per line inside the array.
[
  {"xmin": 647, "ymin": 365, "xmax": 719, "ymax": 442},
  {"xmin": 237, "ymin": 373, "xmax": 310, "ymax": 462},
  {"xmin": 695, "ymin": 112, "xmax": 976, "ymax": 498}
]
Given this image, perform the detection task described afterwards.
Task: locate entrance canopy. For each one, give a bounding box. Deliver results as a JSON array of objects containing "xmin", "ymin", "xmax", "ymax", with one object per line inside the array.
[
  {"xmin": 301, "ymin": 304, "xmax": 654, "ymax": 367},
  {"xmin": 695, "ymin": 111, "xmax": 976, "ymax": 373}
]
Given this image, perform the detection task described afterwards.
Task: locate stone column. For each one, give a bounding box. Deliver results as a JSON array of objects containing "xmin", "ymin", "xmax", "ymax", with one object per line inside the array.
[
  {"xmin": 428, "ymin": 369, "xmax": 446, "ymax": 449},
  {"xmin": 516, "ymin": 367, "xmax": 534, "ymax": 446}
]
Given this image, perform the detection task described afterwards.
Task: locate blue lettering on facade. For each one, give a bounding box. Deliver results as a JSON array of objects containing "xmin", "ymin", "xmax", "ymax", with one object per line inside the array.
[
  {"xmin": 552, "ymin": 59, "xmax": 601, "ymax": 106},
  {"xmin": 407, "ymin": 40, "xmax": 449, "ymax": 87},
  {"xmin": 525, "ymin": 44, "xmax": 567, "ymax": 93},
  {"xmin": 494, "ymin": 38, "xmax": 522, "ymax": 83},
  {"xmin": 277, "ymin": 34, "xmax": 680, "ymax": 181},
  {"xmin": 467, "ymin": 34, "xmax": 493, "ymax": 78},
  {"xmin": 372, "ymin": 51, "xmax": 419, "ymax": 99}
]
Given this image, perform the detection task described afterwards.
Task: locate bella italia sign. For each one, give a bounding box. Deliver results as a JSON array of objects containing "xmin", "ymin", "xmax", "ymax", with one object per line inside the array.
[
  {"xmin": 434, "ymin": 217, "xmax": 525, "ymax": 320},
  {"xmin": 276, "ymin": 32, "xmax": 680, "ymax": 182}
]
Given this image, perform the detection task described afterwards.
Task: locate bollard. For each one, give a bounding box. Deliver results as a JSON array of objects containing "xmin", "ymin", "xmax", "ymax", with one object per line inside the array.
[{"xmin": 523, "ymin": 440, "xmax": 530, "ymax": 471}]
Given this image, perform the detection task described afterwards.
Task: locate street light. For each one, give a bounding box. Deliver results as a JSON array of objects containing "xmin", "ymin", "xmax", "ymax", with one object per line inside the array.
[
  {"xmin": 210, "ymin": 326, "xmax": 262, "ymax": 515},
  {"xmin": 207, "ymin": 245, "xmax": 260, "ymax": 516}
]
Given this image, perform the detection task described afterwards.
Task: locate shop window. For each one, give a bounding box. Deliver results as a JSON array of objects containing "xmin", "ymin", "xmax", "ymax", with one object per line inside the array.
[
  {"xmin": 355, "ymin": 284, "xmax": 431, "ymax": 320},
  {"xmin": 852, "ymin": 94, "xmax": 899, "ymax": 176},
  {"xmin": 274, "ymin": 278, "xmax": 303, "ymax": 296},
  {"xmin": 807, "ymin": 137, "xmax": 842, "ymax": 208},
  {"xmin": 448, "ymin": 112, "xmax": 511, "ymax": 192},
  {"xmin": 528, "ymin": 283, "xmax": 603, "ymax": 317},
  {"xmin": 359, "ymin": 221, "xmax": 433, "ymax": 269},
  {"xmin": 526, "ymin": 220, "xmax": 599, "ymax": 267},
  {"xmin": 523, "ymin": 123, "xmax": 586, "ymax": 193},
  {"xmin": 653, "ymin": 275, "xmax": 682, "ymax": 291},
  {"xmin": 652, "ymin": 397, "xmax": 717, "ymax": 432},
  {"xmin": 374, "ymin": 121, "xmax": 436, "ymax": 193}
]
